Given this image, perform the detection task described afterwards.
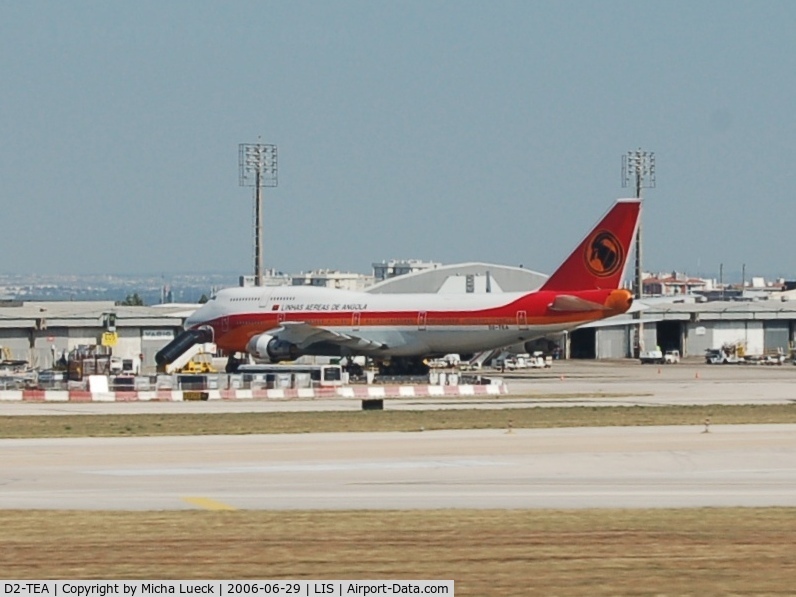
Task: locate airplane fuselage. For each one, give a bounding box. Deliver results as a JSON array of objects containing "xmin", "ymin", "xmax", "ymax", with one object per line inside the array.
[{"xmin": 186, "ymin": 284, "xmax": 633, "ymax": 358}]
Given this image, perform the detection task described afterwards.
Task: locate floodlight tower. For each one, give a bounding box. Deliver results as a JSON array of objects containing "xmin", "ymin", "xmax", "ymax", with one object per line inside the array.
[
  {"xmin": 622, "ymin": 149, "xmax": 655, "ymax": 357},
  {"xmin": 239, "ymin": 142, "xmax": 278, "ymax": 287}
]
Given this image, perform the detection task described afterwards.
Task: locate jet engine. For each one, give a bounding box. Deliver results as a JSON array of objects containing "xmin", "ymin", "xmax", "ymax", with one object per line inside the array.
[{"xmin": 246, "ymin": 333, "xmax": 299, "ymax": 362}]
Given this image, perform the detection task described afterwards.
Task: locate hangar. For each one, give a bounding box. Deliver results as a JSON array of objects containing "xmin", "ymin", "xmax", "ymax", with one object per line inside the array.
[
  {"xmin": 0, "ymin": 300, "xmax": 189, "ymax": 374},
  {"xmin": 366, "ymin": 262, "xmax": 547, "ymax": 294},
  {"xmin": 574, "ymin": 297, "xmax": 796, "ymax": 359}
]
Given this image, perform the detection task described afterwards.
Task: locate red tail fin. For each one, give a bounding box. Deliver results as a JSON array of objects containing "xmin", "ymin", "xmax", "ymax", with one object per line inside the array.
[{"xmin": 540, "ymin": 199, "xmax": 641, "ymax": 292}]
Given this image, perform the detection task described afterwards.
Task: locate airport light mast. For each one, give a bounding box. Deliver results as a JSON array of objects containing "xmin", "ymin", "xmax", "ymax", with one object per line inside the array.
[
  {"xmin": 622, "ymin": 149, "xmax": 655, "ymax": 357},
  {"xmin": 239, "ymin": 142, "xmax": 278, "ymax": 287}
]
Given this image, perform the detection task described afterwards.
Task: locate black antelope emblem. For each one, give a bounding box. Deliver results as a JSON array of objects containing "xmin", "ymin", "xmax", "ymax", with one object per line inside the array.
[{"xmin": 585, "ymin": 231, "xmax": 623, "ymax": 277}]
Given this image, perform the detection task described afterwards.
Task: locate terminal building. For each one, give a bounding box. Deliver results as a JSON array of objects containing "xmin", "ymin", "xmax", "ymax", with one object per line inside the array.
[
  {"xmin": 366, "ymin": 262, "xmax": 547, "ymax": 294},
  {"xmin": 0, "ymin": 300, "xmax": 189, "ymax": 375},
  {"xmin": 570, "ymin": 296, "xmax": 796, "ymax": 359}
]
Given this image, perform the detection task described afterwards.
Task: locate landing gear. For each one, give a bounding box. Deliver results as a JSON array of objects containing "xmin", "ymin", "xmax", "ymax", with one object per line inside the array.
[
  {"xmin": 377, "ymin": 357, "xmax": 429, "ymax": 376},
  {"xmin": 342, "ymin": 357, "xmax": 364, "ymax": 379},
  {"xmin": 225, "ymin": 353, "xmax": 245, "ymax": 373}
]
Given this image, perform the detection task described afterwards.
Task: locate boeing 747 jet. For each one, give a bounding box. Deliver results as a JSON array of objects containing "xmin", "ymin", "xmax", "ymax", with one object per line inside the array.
[{"xmin": 157, "ymin": 198, "xmax": 640, "ymax": 373}]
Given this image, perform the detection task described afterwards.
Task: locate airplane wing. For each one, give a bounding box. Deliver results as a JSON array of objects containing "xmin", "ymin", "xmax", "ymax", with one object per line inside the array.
[
  {"xmin": 579, "ymin": 315, "xmax": 665, "ymax": 328},
  {"xmin": 276, "ymin": 321, "xmax": 387, "ymax": 351},
  {"xmin": 548, "ymin": 294, "xmax": 610, "ymax": 312}
]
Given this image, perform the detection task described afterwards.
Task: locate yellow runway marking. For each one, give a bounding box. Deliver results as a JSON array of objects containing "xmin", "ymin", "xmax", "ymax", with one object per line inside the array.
[{"xmin": 182, "ymin": 496, "xmax": 237, "ymax": 511}]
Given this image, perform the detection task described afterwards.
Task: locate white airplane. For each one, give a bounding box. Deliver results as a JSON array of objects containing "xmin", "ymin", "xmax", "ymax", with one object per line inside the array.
[{"xmin": 157, "ymin": 198, "xmax": 640, "ymax": 373}]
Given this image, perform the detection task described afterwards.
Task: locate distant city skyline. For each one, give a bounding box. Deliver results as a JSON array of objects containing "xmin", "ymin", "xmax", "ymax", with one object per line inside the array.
[
  {"xmin": 0, "ymin": 272, "xmax": 238, "ymax": 304},
  {"xmin": 0, "ymin": 261, "xmax": 787, "ymax": 307},
  {"xmin": 2, "ymin": 2, "xmax": 796, "ymax": 279}
]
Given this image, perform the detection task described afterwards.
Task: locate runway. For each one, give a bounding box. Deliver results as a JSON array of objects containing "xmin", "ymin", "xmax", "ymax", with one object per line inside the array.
[
  {"xmin": 4, "ymin": 361, "xmax": 795, "ymax": 511},
  {"xmin": 3, "ymin": 425, "xmax": 796, "ymax": 510}
]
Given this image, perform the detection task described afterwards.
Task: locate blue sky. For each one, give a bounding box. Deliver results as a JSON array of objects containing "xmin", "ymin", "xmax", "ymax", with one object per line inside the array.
[{"xmin": 2, "ymin": 1, "xmax": 795, "ymax": 283}]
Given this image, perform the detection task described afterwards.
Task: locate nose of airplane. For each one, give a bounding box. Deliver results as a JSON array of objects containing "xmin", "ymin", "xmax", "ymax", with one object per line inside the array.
[{"xmin": 185, "ymin": 302, "xmax": 211, "ymax": 329}]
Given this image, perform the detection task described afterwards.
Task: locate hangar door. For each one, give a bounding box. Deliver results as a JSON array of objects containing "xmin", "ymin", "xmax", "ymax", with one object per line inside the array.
[
  {"xmin": 596, "ymin": 327, "xmax": 626, "ymax": 359},
  {"xmin": 764, "ymin": 322, "xmax": 789, "ymax": 353},
  {"xmin": 0, "ymin": 329, "xmax": 30, "ymax": 361},
  {"xmin": 570, "ymin": 328, "xmax": 596, "ymax": 359},
  {"xmin": 656, "ymin": 321, "xmax": 683, "ymax": 353},
  {"xmin": 712, "ymin": 321, "xmax": 764, "ymax": 355}
]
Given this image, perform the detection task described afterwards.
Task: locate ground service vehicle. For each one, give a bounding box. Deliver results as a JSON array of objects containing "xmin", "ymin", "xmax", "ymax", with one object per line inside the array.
[
  {"xmin": 639, "ymin": 349, "xmax": 664, "ymax": 364},
  {"xmin": 237, "ymin": 363, "xmax": 344, "ymax": 388},
  {"xmin": 705, "ymin": 347, "xmax": 742, "ymax": 364}
]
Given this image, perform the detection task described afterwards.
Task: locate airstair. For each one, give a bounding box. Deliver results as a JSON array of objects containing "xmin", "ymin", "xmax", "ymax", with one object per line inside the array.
[
  {"xmin": 155, "ymin": 328, "xmax": 213, "ymax": 372},
  {"xmin": 466, "ymin": 348, "xmax": 503, "ymax": 370}
]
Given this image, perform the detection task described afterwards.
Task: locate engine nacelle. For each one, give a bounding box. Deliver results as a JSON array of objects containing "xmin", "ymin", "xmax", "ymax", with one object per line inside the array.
[{"xmin": 246, "ymin": 333, "xmax": 299, "ymax": 363}]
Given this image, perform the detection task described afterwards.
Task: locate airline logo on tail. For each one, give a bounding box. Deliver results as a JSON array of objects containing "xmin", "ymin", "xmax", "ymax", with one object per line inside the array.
[
  {"xmin": 585, "ymin": 230, "xmax": 624, "ymax": 278},
  {"xmin": 540, "ymin": 198, "xmax": 640, "ymax": 292}
]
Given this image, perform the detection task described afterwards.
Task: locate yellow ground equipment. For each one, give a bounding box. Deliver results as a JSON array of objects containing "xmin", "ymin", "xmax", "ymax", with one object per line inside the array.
[{"xmin": 179, "ymin": 352, "xmax": 217, "ymax": 374}]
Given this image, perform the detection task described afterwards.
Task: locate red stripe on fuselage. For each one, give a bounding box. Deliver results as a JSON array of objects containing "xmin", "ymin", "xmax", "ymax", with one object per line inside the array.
[{"xmin": 199, "ymin": 289, "xmax": 626, "ymax": 353}]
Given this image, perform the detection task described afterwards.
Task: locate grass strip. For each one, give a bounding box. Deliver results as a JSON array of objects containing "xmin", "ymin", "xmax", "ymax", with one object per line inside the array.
[
  {"xmin": 1, "ymin": 509, "xmax": 794, "ymax": 596},
  {"xmin": 2, "ymin": 403, "xmax": 795, "ymax": 438}
]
